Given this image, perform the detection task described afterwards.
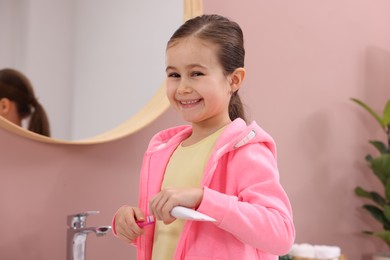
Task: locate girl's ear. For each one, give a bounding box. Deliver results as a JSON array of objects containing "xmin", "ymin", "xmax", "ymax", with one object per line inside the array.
[
  {"xmin": 229, "ymin": 67, "xmax": 246, "ymax": 93},
  {"xmin": 0, "ymin": 98, "xmax": 11, "ymax": 115}
]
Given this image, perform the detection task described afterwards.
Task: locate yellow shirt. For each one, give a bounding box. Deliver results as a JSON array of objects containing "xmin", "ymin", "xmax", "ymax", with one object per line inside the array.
[{"xmin": 151, "ymin": 128, "xmax": 224, "ymax": 260}]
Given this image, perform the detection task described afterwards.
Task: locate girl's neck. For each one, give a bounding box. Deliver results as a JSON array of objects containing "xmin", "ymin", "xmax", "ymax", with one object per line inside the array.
[{"xmin": 183, "ymin": 119, "xmax": 231, "ymax": 146}]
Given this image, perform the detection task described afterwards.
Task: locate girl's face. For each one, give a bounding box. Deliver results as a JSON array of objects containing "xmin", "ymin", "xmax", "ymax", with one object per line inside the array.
[{"xmin": 165, "ymin": 37, "xmax": 234, "ymax": 128}]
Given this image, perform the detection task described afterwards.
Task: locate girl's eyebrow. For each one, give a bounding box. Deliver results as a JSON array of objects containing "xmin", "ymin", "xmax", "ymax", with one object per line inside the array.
[
  {"xmin": 165, "ymin": 64, "xmax": 206, "ymax": 72},
  {"xmin": 165, "ymin": 66, "xmax": 176, "ymax": 72}
]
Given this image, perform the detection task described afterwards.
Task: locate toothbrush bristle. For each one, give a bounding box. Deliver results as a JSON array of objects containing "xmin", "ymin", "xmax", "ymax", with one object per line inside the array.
[{"xmin": 147, "ymin": 215, "xmax": 154, "ymax": 222}]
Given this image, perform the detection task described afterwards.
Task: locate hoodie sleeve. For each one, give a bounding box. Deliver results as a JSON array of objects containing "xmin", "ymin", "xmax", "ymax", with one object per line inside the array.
[{"xmin": 197, "ymin": 142, "xmax": 295, "ymax": 255}]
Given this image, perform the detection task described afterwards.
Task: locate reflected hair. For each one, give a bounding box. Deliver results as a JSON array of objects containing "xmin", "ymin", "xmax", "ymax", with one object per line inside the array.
[
  {"xmin": 0, "ymin": 68, "xmax": 51, "ymax": 136},
  {"xmin": 167, "ymin": 14, "xmax": 247, "ymax": 122}
]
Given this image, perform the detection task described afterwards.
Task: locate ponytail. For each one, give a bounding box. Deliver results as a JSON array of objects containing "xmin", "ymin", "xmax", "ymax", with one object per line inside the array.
[
  {"xmin": 29, "ymin": 99, "xmax": 51, "ymax": 137},
  {"xmin": 0, "ymin": 68, "xmax": 51, "ymax": 137},
  {"xmin": 229, "ymin": 92, "xmax": 247, "ymax": 122}
]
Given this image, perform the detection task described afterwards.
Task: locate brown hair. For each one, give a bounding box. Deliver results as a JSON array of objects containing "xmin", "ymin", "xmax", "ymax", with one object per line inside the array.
[
  {"xmin": 0, "ymin": 68, "xmax": 51, "ymax": 136},
  {"xmin": 167, "ymin": 14, "xmax": 247, "ymax": 122}
]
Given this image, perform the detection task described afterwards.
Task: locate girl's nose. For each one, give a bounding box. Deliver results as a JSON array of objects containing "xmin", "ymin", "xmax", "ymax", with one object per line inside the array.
[{"xmin": 177, "ymin": 80, "xmax": 192, "ymax": 94}]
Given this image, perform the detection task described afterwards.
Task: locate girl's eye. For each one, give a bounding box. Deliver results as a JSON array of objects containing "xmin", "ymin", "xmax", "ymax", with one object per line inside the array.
[
  {"xmin": 192, "ymin": 71, "xmax": 204, "ymax": 77},
  {"xmin": 168, "ymin": 72, "xmax": 180, "ymax": 78}
]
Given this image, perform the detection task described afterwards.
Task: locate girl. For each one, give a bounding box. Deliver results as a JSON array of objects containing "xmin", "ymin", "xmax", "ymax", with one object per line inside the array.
[
  {"xmin": 113, "ymin": 14, "xmax": 295, "ymax": 259},
  {"xmin": 0, "ymin": 68, "xmax": 50, "ymax": 136}
]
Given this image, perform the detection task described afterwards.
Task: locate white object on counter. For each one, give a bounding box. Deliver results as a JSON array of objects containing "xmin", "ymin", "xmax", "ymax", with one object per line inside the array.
[
  {"xmin": 289, "ymin": 243, "xmax": 341, "ymax": 260},
  {"xmin": 314, "ymin": 245, "xmax": 341, "ymax": 259},
  {"xmin": 289, "ymin": 243, "xmax": 316, "ymax": 258}
]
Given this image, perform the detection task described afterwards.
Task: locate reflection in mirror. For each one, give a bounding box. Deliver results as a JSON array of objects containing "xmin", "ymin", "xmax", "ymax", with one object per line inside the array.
[
  {"xmin": 0, "ymin": 0, "xmax": 183, "ymax": 141},
  {"xmin": 0, "ymin": 68, "xmax": 51, "ymax": 137}
]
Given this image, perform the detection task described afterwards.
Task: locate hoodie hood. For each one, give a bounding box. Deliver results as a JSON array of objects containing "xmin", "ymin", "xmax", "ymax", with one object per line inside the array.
[{"xmin": 145, "ymin": 118, "xmax": 276, "ymax": 160}]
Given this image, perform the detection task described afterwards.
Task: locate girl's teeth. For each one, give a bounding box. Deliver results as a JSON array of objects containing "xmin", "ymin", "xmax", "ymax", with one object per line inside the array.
[{"xmin": 181, "ymin": 100, "xmax": 199, "ymax": 104}]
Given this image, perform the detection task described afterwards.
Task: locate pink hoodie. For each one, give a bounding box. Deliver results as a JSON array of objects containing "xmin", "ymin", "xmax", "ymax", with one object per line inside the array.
[{"xmin": 128, "ymin": 118, "xmax": 295, "ymax": 259}]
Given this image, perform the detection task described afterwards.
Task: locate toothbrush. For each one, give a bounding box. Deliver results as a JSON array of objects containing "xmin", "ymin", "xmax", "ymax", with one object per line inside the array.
[
  {"xmin": 136, "ymin": 215, "xmax": 155, "ymax": 228},
  {"xmin": 136, "ymin": 206, "xmax": 215, "ymax": 227}
]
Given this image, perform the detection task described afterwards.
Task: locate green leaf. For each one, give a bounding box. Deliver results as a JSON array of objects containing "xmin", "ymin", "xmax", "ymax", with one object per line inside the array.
[
  {"xmin": 351, "ymin": 98, "xmax": 385, "ymax": 129},
  {"xmin": 362, "ymin": 204, "xmax": 390, "ymax": 229},
  {"xmin": 383, "ymin": 100, "xmax": 390, "ymax": 126},
  {"xmin": 371, "ymin": 230, "xmax": 390, "ymax": 247},
  {"xmin": 370, "ymin": 140, "xmax": 388, "ymax": 154},
  {"xmin": 362, "ymin": 204, "xmax": 385, "ymax": 222},
  {"xmin": 355, "ymin": 187, "xmax": 386, "ymax": 206},
  {"xmin": 366, "ymin": 154, "xmax": 374, "ymax": 163},
  {"xmin": 386, "ymin": 178, "xmax": 390, "ymax": 202},
  {"xmin": 370, "ymin": 154, "xmax": 390, "ymax": 185},
  {"xmin": 384, "ymin": 205, "xmax": 390, "ymax": 222},
  {"xmin": 355, "ymin": 186, "xmax": 371, "ymax": 198},
  {"xmin": 372, "ymin": 192, "xmax": 387, "ymax": 206}
]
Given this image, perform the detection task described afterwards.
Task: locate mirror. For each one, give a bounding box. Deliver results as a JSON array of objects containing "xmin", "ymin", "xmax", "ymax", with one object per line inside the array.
[{"xmin": 0, "ymin": 0, "xmax": 202, "ymax": 143}]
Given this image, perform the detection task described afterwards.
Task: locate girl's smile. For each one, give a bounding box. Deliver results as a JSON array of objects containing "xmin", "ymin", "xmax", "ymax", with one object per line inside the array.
[{"xmin": 178, "ymin": 98, "xmax": 203, "ymax": 109}]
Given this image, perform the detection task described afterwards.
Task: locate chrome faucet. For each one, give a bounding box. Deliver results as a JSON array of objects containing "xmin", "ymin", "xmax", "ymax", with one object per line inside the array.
[{"xmin": 67, "ymin": 211, "xmax": 111, "ymax": 260}]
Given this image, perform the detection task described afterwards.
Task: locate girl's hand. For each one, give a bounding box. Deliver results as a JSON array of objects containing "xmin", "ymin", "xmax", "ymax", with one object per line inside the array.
[
  {"xmin": 149, "ymin": 188, "xmax": 203, "ymax": 224},
  {"xmin": 114, "ymin": 205, "xmax": 145, "ymax": 243}
]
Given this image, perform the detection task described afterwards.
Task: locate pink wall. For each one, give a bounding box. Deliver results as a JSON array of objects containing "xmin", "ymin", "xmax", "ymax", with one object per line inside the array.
[{"xmin": 1, "ymin": 1, "xmax": 390, "ymax": 259}]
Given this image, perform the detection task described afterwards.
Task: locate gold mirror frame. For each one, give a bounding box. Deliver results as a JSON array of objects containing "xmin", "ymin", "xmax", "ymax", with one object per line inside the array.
[{"xmin": 0, "ymin": 0, "xmax": 203, "ymax": 145}]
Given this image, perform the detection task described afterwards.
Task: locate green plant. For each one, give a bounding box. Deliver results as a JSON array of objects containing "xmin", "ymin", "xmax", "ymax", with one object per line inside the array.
[{"xmin": 352, "ymin": 98, "xmax": 390, "ymax": 247}]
